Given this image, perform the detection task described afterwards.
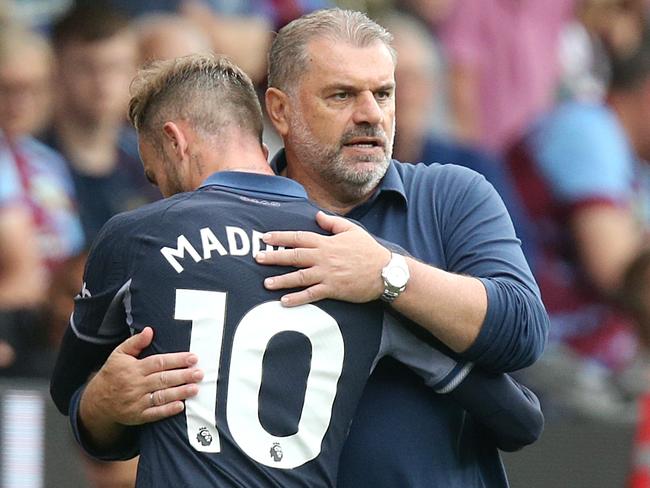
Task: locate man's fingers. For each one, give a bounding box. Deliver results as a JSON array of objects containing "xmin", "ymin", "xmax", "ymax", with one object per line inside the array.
[
  {"xmin": 140, "ymin": 401, "xmax": 186, "ymax": 423},
  {"xmin": 140, "ymin": 383, "xmax": 199, "ymax": 423},
  {"xmin": 261, "ymin": 230, "xmax": 322, "ymax": 248},
  {"xmin": 140, "ymin": 351, "xmax": 199, "ymax": 375},
  {"xmin": 116, "ymin": 327, "xmax": 154, "ymax": 357},
  {"xmin": 147, "ymin": 367, "xmax": 203, "ymax": 392},
  {"xmin": 151, "ymin": 383, "xmax": 199, "ymax": 407},
  {"xmin": 279, "ymin": 284, "xmax": 329, "ymax": 307},
  {"xmin": 316, "ymin": 211, "xmax": 356, "ymax": 234},
  {"xmin": 264, "ymin": 268, "xmax": 320, "ymax": 290},
  {"xmin": 255, "ymin": 247, "xmax": 318, "ymax": 267}
]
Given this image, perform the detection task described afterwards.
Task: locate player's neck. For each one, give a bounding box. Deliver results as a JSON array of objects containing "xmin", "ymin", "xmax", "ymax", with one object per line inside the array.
[{"xmin": 193, "ymin": 148, "xmax": 273, "ymax": 187}]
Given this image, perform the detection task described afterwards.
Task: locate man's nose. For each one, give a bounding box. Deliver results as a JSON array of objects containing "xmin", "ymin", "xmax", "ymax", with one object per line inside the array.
[{"xmin": 352, "ymin": 91, "xmax": 383, "ymax": 126}]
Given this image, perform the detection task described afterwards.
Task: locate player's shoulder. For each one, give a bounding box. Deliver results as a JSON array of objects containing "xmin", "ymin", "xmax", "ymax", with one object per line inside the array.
[{"xmin": 93, "ymin": 192, "xmax": 194, "ymax": 245}]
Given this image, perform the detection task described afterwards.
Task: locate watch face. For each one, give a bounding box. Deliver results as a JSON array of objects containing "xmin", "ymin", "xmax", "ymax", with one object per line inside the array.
[{"xmin": 386, "ymin": 265, "xmax": 409, "ymax": 288}]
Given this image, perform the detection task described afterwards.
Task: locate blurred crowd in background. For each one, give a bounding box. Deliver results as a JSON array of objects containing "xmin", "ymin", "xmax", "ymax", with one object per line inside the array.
[{"xmin": 1, "ymin": 0, "xmax": 650, "ymax": 485}]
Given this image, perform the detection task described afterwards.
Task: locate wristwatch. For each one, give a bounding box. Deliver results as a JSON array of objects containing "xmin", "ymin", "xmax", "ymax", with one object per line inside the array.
[{"xmin": 380, "ymin": 253, "xmax": 410, "ymax": 303}]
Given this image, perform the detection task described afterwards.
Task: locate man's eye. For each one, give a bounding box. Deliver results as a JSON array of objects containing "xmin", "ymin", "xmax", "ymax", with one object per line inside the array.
[
  {"xmin": 333, "ymin": 92, "xmax": 349, "ymax": 100},
  {"xmin": 375, "ymin": 91, "xmax": 392, "ymax": 100}
]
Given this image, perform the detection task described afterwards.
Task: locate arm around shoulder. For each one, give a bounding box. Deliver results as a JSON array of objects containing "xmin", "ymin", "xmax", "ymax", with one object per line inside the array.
[{"xmin": 393, "ymin": 167, "xmax": 548, "ymax": 372}]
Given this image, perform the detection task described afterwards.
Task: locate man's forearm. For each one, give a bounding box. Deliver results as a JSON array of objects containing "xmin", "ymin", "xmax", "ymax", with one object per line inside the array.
[
  {"xmin": 391, "ymin": 257, "xmax": 548, "ymax": 372},
  {"xmin": 392, "ymin": 257, "xmax": 487, "ymax": 353}
]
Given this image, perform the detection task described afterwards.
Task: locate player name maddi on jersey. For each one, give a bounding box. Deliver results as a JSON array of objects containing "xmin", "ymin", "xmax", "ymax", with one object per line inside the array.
[{"xmin": 161, "ymin": 226, "xmax": 285, "ymax": 273}]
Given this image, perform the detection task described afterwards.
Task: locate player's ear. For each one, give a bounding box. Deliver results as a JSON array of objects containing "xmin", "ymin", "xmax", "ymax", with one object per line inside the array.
[
  {"xmin": 162, "ymin": 122, "xmax": 189, "ymax": 161},
  {"xmin": 265, "ymin": 87, "xmax": 290, "ymax": 137}
]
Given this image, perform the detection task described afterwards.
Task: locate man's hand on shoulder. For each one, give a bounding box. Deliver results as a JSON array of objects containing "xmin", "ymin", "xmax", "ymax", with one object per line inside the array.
[{"xmin": 256, "ymin": 211, "xmax": 391, "ymax": 306}]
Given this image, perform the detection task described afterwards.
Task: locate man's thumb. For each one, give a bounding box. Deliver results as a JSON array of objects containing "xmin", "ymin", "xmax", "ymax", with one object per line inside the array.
[
  {"xmin": 117, "ymin": 327, "xmax": 154, "ymax": 357},
  {"xmin": 316, "ymin": 211, "xmax": 354, "ymax": 234}
]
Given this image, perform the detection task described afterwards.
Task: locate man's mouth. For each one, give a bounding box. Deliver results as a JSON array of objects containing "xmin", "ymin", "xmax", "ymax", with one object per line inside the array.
[{"xmin": 343, "ymin": 137, "xmax": 384, "ymax": 149}]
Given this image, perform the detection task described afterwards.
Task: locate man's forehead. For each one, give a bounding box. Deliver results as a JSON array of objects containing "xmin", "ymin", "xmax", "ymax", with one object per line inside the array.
[{"xmin": 303, "ymin": 38, "xmax": 395, "ymax": 87}]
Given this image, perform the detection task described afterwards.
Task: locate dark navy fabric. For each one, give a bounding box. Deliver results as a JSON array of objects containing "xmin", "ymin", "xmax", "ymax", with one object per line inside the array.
[
  {"xmin": 272, "ymin": 152, "xmax": 549, "ymax": 488},
  {"xmin": 56, "ymin": 172, "xmax": 388, "ymax": 487},
  {"xmin": 415, "ymin": 136, "xmax": 539, "ymax": 269}
]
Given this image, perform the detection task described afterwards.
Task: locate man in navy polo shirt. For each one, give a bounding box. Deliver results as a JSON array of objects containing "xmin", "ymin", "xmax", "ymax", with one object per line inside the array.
[
  {"xmin": 60, "ymin": 9, "xmax": 548, "ymax": 488},
  {"xmin": 256, "ymin": 9, "xmax": 548, "ymax": 487}
]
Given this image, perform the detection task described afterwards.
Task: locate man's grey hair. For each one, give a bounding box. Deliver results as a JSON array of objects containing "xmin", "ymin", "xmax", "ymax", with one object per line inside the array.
[
  {"xmin": 268, "ymin": 8, "xmax": 395, "ymax": 93},
  {"xmin": 128, "ymin": 53, "xmax": 263, "ymax": 148}
]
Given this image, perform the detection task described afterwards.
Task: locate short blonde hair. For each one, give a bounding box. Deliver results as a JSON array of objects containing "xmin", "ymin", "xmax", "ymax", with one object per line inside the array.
[{"xmin": 128, "ymin": 53, "xmax": 263, "ymax": 145}]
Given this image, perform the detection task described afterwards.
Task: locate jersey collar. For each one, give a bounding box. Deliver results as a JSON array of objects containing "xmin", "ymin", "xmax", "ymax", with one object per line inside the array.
[{"xmin": 199, "ymin": 170, "xmax": 308, "ymax": 199}]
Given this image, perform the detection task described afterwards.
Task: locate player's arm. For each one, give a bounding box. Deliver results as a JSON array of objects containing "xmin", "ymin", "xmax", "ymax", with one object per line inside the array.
[
  {"xmin": 447, "ymin": 369, "xmax": 543, "ymax": 452},
  {"xmin": 381, "ymin": 314, "xmax": 543, "ymax": 452},
  {"xmin": 50, "ymin": 215, "xmax": 133, "ymax": 415},
  {"xmin": 50, "ymin": 215, "xmax": 202, "ymax": 459}
]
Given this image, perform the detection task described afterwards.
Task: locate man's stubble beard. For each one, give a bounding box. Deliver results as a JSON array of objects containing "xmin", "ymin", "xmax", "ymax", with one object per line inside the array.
[{"xmin": 287, "ymin": 113, "xmax": 393, "ymax": 202}]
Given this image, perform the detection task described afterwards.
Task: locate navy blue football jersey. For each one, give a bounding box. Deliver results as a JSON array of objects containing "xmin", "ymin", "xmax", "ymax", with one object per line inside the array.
[{"xmin": 59, "ymin": 173, "xmax": 472, "ymax": 488}]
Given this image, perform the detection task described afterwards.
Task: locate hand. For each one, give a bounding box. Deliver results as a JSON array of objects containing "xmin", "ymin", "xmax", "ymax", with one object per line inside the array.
[
  {"xmin": 82, "ymin": 327, "xmax": 203, "ymax": 427},
  {"xmin": 255, "ymin": 211, "xmax": 391, "ymax": 306}
]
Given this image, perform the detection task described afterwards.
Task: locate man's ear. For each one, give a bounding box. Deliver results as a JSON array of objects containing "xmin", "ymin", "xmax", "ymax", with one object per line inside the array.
[
  {"xmin": 162, "ymin": 121, "xmax": 189, "ymax": 161},
  {"xmin": 265, "ymin": 87, "xmax": 290, "ymax": 137}
]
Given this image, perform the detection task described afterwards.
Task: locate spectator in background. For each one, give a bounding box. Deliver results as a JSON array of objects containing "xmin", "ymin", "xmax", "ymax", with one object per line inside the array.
[
  {"xmin": 507, "ymin": 24, "xmax": 650, "ymax": 419},
  {"xmin": 0, "ymin": 22, "xmax": 84, "ymax": 376},
  {"xmin": 134, "ymin": 13, "xmax": 212, "ymax": 64},
  {"xmin": 556, "ymin": 0, "xmax": 649, "ymax": 103},
  {"xmin": 45, "ymin": 3, "xmax": 160, "ymax": 245},
  {"xmin": 178, "ymin": 0, "xmax": 273, "ymax": 85},
  {"xmin": 88, "ymin": 0, "xmax": 331, "ymax": 86},
  {"xmin": 0, "ymin": 205, "xmax": 45, "ymax": 372},
  {"xmin": 437, "ymin": 0, "xmax": 576, "ymax": 153},
  {"xmin": 383, "ymin": 11, "xmax": 538, "ymax": 265}
]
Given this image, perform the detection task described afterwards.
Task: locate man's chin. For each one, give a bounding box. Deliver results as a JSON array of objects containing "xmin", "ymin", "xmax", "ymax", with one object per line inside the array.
[{"xmin": 339, "ymin": 164, "xmax": 387, "ymax": 187}]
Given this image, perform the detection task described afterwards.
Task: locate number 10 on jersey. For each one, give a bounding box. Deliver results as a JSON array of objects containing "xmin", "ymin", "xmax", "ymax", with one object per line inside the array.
[{"xmin": 174, "ymin": 289, "xmax": 345, "ymax": 469}]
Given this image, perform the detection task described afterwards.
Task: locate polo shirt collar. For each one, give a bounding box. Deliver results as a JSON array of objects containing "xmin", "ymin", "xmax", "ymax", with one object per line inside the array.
[{"xmin": 199, "ymin": 170, "xmax": 308, "ymax": 199}]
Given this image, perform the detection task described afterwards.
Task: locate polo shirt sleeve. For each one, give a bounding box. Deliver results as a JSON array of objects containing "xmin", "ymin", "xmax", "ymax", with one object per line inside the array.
[{"xmin": 436, "ymin": 165, "xmax": 549, "ymax": 371}]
